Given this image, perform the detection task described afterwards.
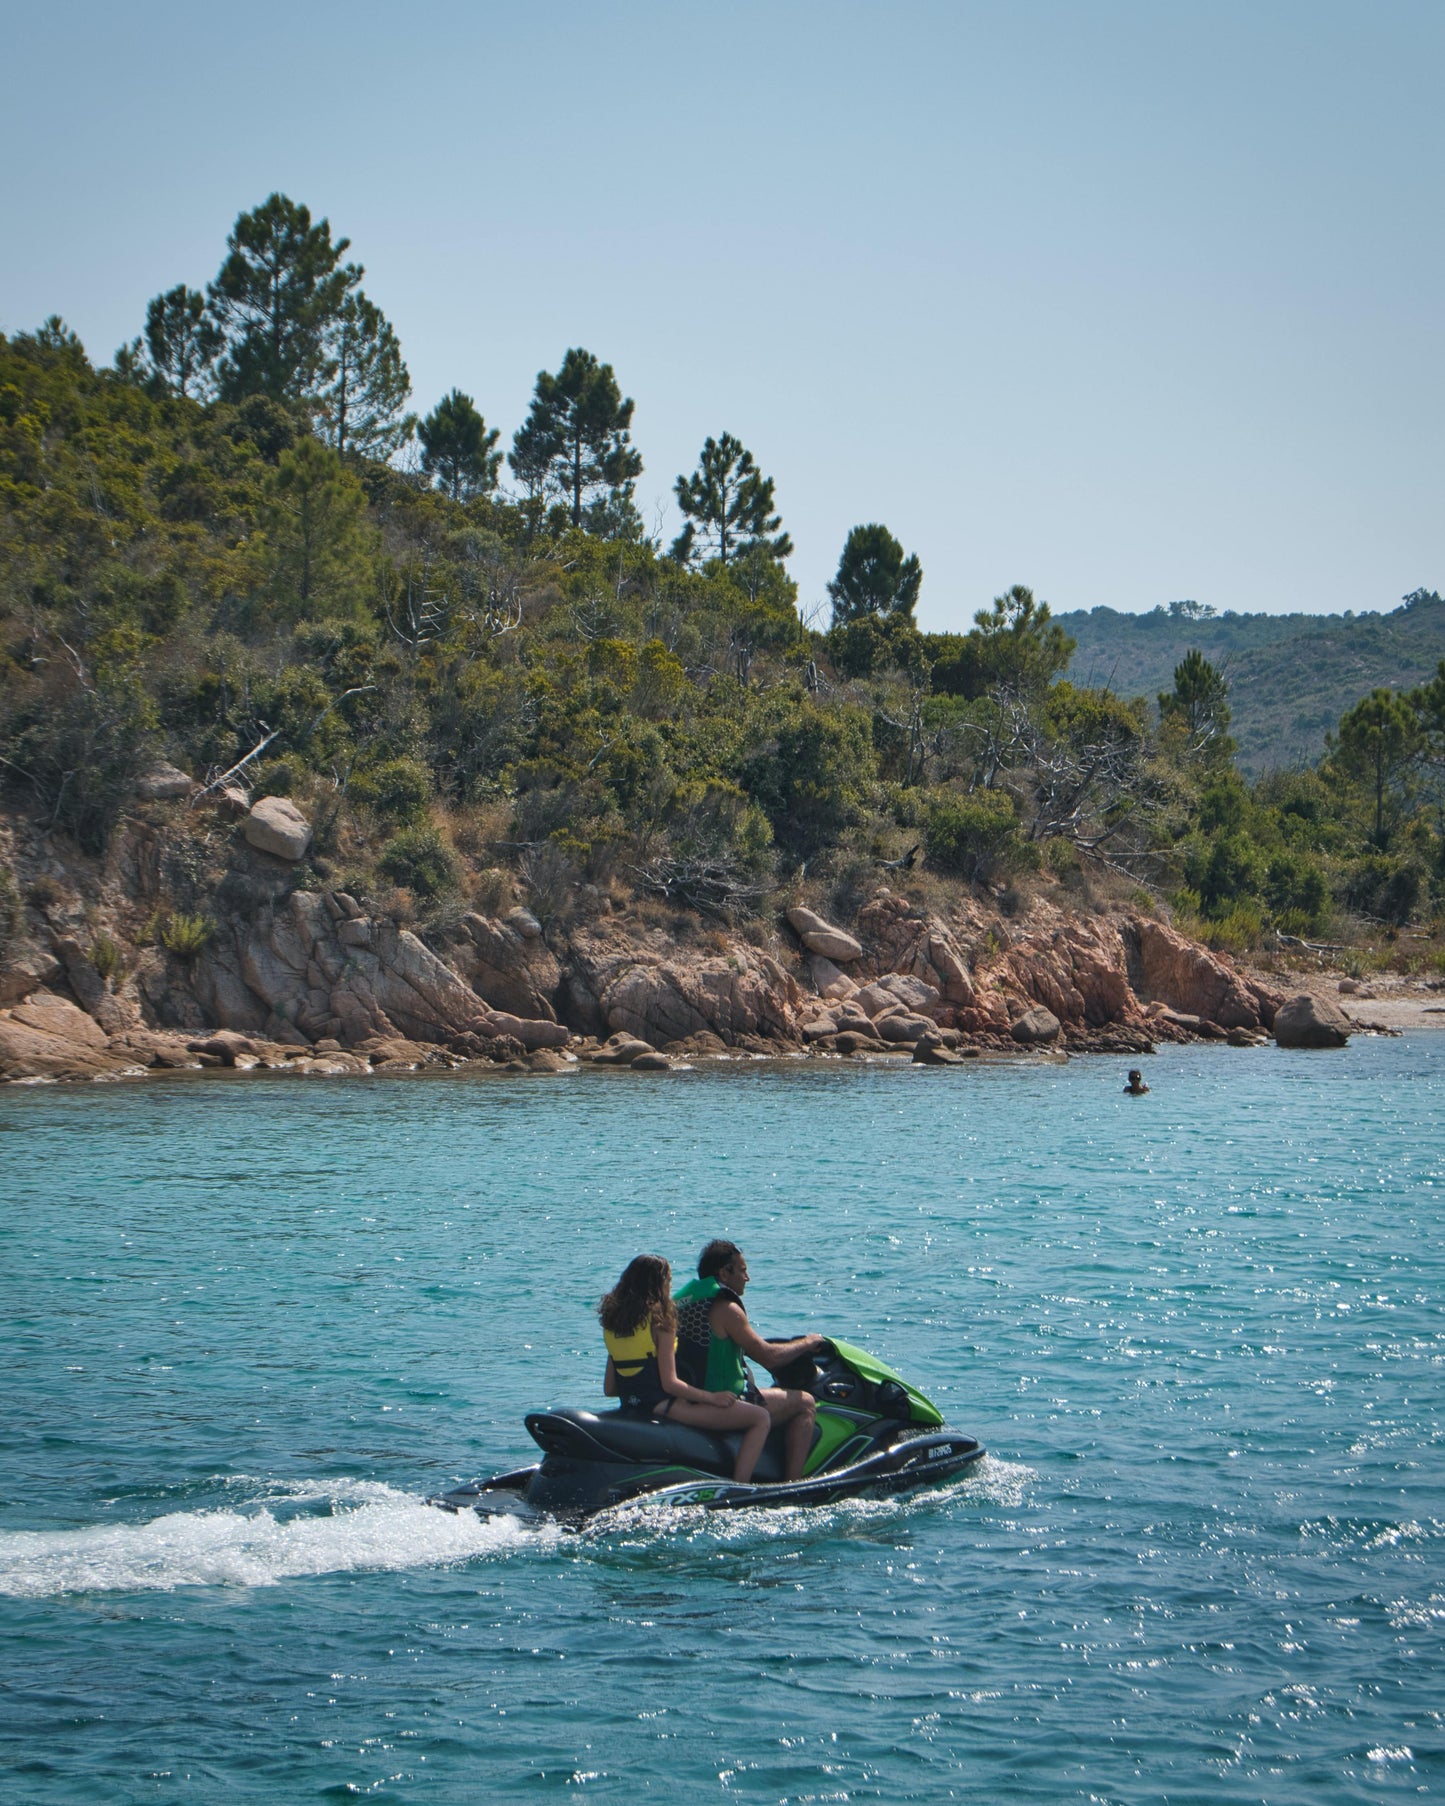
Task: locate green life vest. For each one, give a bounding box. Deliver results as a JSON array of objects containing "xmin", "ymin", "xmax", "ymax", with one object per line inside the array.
[{"xmin": 673, "ymin": 1275, "xmax": 748, "ymax": 1395}]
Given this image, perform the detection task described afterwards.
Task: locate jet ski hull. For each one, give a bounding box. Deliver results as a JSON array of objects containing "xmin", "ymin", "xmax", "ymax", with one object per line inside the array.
[{"xmin": 433, "ymin": 1429, "xmax": 983, "ymax": 1518}]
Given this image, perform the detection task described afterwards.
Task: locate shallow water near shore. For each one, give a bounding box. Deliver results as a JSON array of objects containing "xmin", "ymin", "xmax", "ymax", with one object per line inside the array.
[{"xmin": 1, "ymin": 1041, "xmax": 1441, "ymax": 1803}]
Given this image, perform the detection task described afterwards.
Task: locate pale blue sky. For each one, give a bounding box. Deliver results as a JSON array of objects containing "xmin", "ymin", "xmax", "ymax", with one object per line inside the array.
[{"xmin": 3, "ymin": 1, "xmax": 1440, "ymax": 628}]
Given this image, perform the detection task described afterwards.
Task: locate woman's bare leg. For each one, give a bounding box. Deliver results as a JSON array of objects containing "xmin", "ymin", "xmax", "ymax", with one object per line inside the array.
[{"xmin": 663, "ymin": 1397, "xmax": 772, "ymax": 1482}]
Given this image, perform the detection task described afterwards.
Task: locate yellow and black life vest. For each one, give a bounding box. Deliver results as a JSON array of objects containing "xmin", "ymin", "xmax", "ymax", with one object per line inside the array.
[{"xmin": 604, "ymin": 1317, "xmax": 667, "ymax": 1413}]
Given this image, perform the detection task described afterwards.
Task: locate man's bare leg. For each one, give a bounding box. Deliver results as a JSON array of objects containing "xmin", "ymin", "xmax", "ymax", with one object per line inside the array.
[{"xmin": 758, "ymin": 1387, "xmax": 817, "ymax": 1482}]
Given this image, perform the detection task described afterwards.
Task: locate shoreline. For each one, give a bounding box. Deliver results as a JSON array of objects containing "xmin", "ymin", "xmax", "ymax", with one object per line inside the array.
[{"xmin": 0, "ymin": 1021, "xmax": 1423, "ymax": 1091}]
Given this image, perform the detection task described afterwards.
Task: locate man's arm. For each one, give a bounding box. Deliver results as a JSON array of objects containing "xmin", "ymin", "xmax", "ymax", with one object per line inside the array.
[{"xmin": 711, "ymin": 1300, "xmax": 826, "ymax": 1372}]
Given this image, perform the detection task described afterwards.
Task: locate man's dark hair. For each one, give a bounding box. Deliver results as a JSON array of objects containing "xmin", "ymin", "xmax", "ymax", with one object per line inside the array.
[{"xmin": 698, "ymin": 1239, "xmax": 742, "ymax": 1281}]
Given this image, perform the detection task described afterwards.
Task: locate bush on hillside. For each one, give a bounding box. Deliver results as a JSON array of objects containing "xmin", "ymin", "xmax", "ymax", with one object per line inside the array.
[{"xmin": 378, "ymin": 825, "xmax": 461, "ymax": 900}]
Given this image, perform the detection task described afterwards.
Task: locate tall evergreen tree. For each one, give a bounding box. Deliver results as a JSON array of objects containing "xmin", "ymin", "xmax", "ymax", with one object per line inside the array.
[
  {"xmin": 1332, "ymin": 688, "xmax": 1420, "ymax": 847},
  {"xmin": 316, "ymin": 291, "xmax": 413, "ymax": 461},
  {"xmin": 969, "ymin": 585, "xmax": 1075, "ymax": 696},
  {"xmin": 508, "ymin": 348, "xmax": 641, "ymax": 531},
  {"xmin": 1159, "ymin": 648, "xmax": 1234, "ymax": 762},
  {"xmin": 671, "ymin": 433, "xmax": 791, "ymax": 567},
  {"xmin": 826, "ymin": 523, "xmax": 920, "ymax": 624},
  {"xmin": 129, "ymin": 285, "xmax": 221, "ymax": 399},
  {"xmin": 263, "ymin": 436, "xmax": 374, "ymax": 619},
  {"xmin": 208, "ymin": 194, "xmax": 353, "ymax": 404},
  {"xmin": 419, "ymin": 390, "xmax": 501, "ymax": 501}
]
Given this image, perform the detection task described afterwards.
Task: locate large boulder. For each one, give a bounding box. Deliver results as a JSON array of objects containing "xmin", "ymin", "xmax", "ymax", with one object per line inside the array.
[
  {"xmin": 807, "ymin": 953, "xmax": 857, "ymax": 1000},
  {"xmin": 855, "ymin": 973, "xmax": 942, "ymax": 1021},
  {"xmin": 1273, "ymin": 992, "xmax": 1351, "ymax": 1049},
  {"xmin": 485, "ymin": 1010, "xmax": 569, "ymax": 1051},
  {"xmin": 243, "ymin": 797, "xmax": 313, "ymax": 861},
  {"xmin": 1011, "ymin": 1006, "xmax": 1062, "ymax": 1045},
  {"xmin": 134, "ymin": 762, "xmax": 194, "ymax": 801},
  {"xmin": 875, "ymin": 1012, "xmax": 934, "ymax": 1043},
  {"xmin": 0, "ymin": 948, "xmax": 61, "ymax": 1008},
  {"xmin": 786, "ymin": 906, "xmax": 863, "ymax": 963},
  {"xmin": 801, "ymin": 1014, "xmax": 839, "ymax": 1041}
]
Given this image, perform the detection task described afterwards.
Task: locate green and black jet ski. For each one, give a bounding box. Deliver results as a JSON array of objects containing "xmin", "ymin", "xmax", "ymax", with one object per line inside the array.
[{"xmin": 431, "ymin": 1339, "xmax": 984, "ymax": 1518}]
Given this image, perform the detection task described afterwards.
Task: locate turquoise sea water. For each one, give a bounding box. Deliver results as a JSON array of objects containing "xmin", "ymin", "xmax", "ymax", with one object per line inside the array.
[{"xmin": 0, "ymin": 1040, "xmax": 1441, "ymax": 1803}]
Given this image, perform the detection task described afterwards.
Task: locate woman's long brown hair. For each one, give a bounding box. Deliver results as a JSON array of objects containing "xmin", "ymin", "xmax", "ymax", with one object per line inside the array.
[{"xmin": 599, "ymin": 1254, "xmax": 678, "ymax": 1338}]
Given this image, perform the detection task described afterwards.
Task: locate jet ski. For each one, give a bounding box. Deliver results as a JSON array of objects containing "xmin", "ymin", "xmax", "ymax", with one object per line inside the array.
[{"xmin": 431, "ymin": 1338, "xmax": 984, "ymax": 1518}]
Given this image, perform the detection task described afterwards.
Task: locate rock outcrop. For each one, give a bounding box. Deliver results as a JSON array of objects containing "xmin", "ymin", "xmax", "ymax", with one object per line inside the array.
[
  {"xmin": 1125, "ymin": 919, "xmax": 1278, "ymax": 1031},
  {"xmin": 446, "ymin": 911, "xmax": 562, "ymax": 1021},
  {"xmin": 136, "ymin": 888, "xmax": 566, "ymax": 1054},
  {"xmin": 0, "ymin": 991, "xmax": 142, "ymax": 1079},
  {"xmin": 1273, "ymin": 991, "xmax": 1352, "ymax": 1048},
  {"xmin": 565, "ymin": 929, "xmax": 802, "ymax": 1048},
  {"xmin": 0, "ymin": 801, "xmax": 1321, "ymax": 1085}
]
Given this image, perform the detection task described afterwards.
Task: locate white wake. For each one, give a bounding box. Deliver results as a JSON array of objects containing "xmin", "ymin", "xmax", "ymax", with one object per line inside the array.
[{"xmin": 0, "ymin": 1478, "xmax": 553, "ymax": 1599}]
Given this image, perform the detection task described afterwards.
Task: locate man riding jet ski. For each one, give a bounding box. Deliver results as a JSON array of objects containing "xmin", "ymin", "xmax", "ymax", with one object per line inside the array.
[
  {"xmin": 673, "ymin": 1240, "xmax": 827, "ymax": 1482},
  {"xmin": 433, "ymin": 1241, "xmax": 985, "ymax": 1518}
]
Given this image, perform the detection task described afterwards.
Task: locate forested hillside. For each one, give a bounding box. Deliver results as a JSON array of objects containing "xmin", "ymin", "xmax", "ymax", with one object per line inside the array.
[
  {"xmin": 1059, "ymin": 594, "xmax": 1445, "ymax": 773},
  {"xmin": 2, "ymin": 195, "xmax": 1443, "ymax": 968}
]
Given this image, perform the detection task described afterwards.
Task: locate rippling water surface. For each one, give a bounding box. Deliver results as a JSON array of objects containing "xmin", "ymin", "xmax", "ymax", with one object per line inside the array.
[{"xmin": 1, "ymin": 1040, "xmax": 1441, "ymax": 1802}]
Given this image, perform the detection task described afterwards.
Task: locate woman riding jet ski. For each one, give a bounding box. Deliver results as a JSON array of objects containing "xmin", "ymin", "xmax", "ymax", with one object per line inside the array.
[{"xmin": 433, "ymin": 1246, "xmax": 985, "ymax": 1518}]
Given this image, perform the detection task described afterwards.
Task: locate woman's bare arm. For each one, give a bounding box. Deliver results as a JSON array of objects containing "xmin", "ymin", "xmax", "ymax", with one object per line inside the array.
[
  {"xmin": 603, "ymin": 1356, "xmax": 618, "ymax": 1397},
  {"xmin": 656, "ymin": 1328, "xmax": 735, "ymax": 1407}
]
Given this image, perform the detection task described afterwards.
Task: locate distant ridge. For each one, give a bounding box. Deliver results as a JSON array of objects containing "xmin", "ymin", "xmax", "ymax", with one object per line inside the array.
[{"xmin": 1055, "ymin": 590, "xmax": 1445, "ymax": 772}]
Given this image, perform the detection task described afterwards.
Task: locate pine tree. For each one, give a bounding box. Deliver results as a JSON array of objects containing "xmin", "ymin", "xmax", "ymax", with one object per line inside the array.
[
  {"xmin": 208, "ymin": 194, "xmax": 353, "ymax": 404},
  {"xmin": 969, "ymin": 585, "xmax": 1075, "ymax": 696},
  {"xmin": 419, "ymin": 390, "xmax": 501, "ymax": 500},
  {"xmin": 1159, "ymin": 648, "xmax": 1233, "ymax": 762},
  {"xmin": 671, "ymin": 433, "xmax": 791, "ymax": 567},
  {"xmin": 317, "ymin": 291, "xmax": 413, "ymax": 462},
  {"xmin": 263, "ymin": 437, "xmax": 374, "ymax": 618},
  {"xmin": 1332, "ymin": 688, "xmax": 1420, "ymax": 847},
  {"xmin": 129, "ymin": 285, "xmax": 221, "ymax": 399},
  {"xmin": 508, "ymin": 348, "xmax": 641, "ymax": 531},
  {"xmin": 826, "ymin": 523, "xmax": 920, "ymax": 624}
]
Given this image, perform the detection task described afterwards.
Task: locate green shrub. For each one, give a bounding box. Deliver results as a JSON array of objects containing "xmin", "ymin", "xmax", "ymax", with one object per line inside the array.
[
  {"xmin": 1202, "ymin": 902, "xmax": 1264, "ymax": 955},
  {"xmin": 378, "ymin": 825, "xmax": 460, "ymax": 901},
  {"xmin": 742, "ymin": 704, "xmax": 874, "ymax": 861},
  {"xmin": 0, "ymin": 865, "xmax": 21, "ymax": 956},
  {"xmin": 90, "ymin": 933, "xmax": 121, "ymax": 980},
  {"xmin": 252, "ymin": 759, "xmax": 297, "ymax": 799},
  {"xmin": 1344, "ymin": 855, "xmax": 1425, "ymax": 927},
  {"xmin": 159, "ymin": 913, "xmax": 213, "ymax": 958},
  {"xmin": 1188, "ymin": 831, "xmax": 1264, "ymax": 916},
  {"xmin": 348, "ymin": 757, "xmax": 432, "ymax": 828},
  {"xmin": 924, "ymin": 789, "xmax": 1023, "ymax": 881},
  {"xmin": 1264, "ymin": 852, "xmax": 1328, "ymax": 929}
]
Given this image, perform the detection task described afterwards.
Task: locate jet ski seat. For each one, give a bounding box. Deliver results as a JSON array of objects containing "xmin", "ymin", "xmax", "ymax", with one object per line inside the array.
[{"xmin": 525, "ymin": 1407, "xmax": 794, "ymax": 1482}]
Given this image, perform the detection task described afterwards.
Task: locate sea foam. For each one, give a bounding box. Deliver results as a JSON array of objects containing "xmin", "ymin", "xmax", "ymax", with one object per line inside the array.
[{"xmin": 0, "ymin": 1479, "xmax": 552, "ymax": 1599}]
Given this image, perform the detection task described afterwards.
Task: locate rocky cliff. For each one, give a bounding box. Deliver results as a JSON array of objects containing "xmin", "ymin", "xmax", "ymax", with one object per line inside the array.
[{"xmin": 0, "ymin": 794, "xmax": 1298, "ymax": 1084}]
